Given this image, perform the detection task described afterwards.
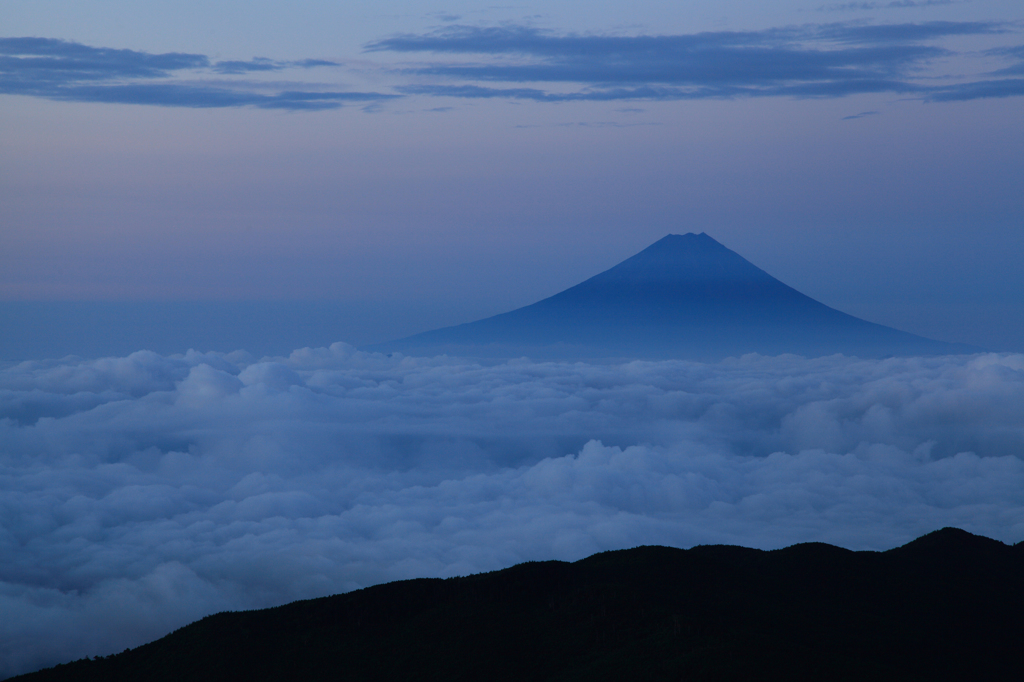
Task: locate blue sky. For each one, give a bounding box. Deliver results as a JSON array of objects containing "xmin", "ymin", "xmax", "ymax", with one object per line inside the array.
[
  {"xmin": 2, "ymin": 0, "xmax": 1023, "ymax": 351},
  {"xmin": 3, "ymin": 4, "xmax": 1024, "ymax": 676}
]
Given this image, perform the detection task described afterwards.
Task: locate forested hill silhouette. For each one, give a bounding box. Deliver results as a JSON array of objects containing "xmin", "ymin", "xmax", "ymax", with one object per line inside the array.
[
  {"xmin": 13, "ymin": 528, "xmax": 1023, "ymax": 682},
  {"xmin": 369, "ymin": 233, "xmax": 978, "ymax": 359}
]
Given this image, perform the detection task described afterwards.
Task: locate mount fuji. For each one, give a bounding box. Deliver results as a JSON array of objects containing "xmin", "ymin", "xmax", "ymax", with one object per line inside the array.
[{"xmin": 369, "ymin": 233, "xmax": 978, "ymax": 360}]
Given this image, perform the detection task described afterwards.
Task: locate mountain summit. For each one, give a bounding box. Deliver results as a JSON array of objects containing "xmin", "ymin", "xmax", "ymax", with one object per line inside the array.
[{"xmin": 370, "ymin": 233, "xmax": 977, "ymax": 359}]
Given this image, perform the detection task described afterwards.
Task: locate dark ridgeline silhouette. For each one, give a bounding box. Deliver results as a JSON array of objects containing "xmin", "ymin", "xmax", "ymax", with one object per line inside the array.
[
  {"xmin": 12, "ymin": 528, "xmax": 1023, "ymax": 681},
  {"xmin": 369, "ymin": 233, "xmax": 978, "ymax": 359}
]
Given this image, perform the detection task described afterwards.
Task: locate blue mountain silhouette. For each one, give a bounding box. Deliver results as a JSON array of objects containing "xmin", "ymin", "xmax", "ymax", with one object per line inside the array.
[{"xmin": 370, "ymin": 233, "xmax": 978, "ymax": 359}]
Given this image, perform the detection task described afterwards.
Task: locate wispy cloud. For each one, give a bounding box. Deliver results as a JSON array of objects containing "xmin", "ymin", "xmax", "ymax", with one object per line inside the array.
[
  {"xmin": 821, "ymin": 0, "xmax": 961, "ymax": 12},
  {"xmin": 212, "ymin": 57, "xmax": 281, "ymax": 74},
  {"xmin": 367, "ymin": 21, "xmax": 1020, "ymax": 103},
  {"xmin": 514, "ymin": 120, "xmax": 662, "ymax": 129},
  {"xmin": 842, "ymin": 109, "xmax": 881, "ymax": 119},
  {"xmin": 212, "ymin": 57, "xmax": 342, "ymax": 74},
  {"xmin": 0, "ymin": 37, "xmax": 391, "ymax": 110},
  {"xmin": 927, "ymin": 77, "xmax": 1024, "ymax": 100},
  {"xmin": 986, "ymin": 44, "xmax": 1024, "ymax": 76},
  {"xmin": 922, "ymin": 44, "xmax": 1024, "ymax": 99}
]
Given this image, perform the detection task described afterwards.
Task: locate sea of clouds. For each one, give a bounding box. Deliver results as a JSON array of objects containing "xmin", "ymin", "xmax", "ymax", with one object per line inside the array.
[{"xmin": 2, "ymin": 344, "xmax": 1024, "ymax": 677}]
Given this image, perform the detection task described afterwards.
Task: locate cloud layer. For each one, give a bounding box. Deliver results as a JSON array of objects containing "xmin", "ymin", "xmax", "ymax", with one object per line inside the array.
[
  {"xmin": 2, "ymin": 20, "xmax": 1022, "ymax": 111},
  {"xmin": 0, "ymin": 37, "xmax": 391, "ymax": 110},
  {"xmin": 371, "ymin": 21, "xmax": 1024, "ymax": 102},
  {"xmin": 2, "ymin": 345, "xmax": 1023, "ymax": 676}
]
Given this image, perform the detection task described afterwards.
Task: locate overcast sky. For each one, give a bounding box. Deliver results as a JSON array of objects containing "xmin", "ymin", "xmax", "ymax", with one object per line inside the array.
[{"xmin": 2, "ymin": 0, "xmax": 1023, "ymax": 354}]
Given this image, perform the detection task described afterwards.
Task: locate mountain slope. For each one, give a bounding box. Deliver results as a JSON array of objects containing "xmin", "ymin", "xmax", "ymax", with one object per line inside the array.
[
  {"xmin": 370, "ymin": 233, "xmax": 977, "ymax": 359},
  {"xmin": 11, "ymin": 528, "xmax": 1023, "ymax": 682}
]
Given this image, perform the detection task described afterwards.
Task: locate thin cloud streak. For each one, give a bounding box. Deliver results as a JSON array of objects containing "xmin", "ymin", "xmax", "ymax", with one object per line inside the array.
[
  {"xmin": 212, "ymin": 57, "xmax": 342, "ymax": 74},
  {"xmin": 842, "ymin": 109, "xmax": 881, "ymax": 119},
  {"xmin": 927, "ymin": 77, "xmax": 1024, "ymax": 100},
  {"xmin": 821, "ymin": 0, "xmax": 961, "ymax": 11}
]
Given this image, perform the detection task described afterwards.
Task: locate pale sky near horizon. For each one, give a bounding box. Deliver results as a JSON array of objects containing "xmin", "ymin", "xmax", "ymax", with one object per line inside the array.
[{"xmin": 2, "ymin": 0, "xmax": 1023, "ymax": 352}]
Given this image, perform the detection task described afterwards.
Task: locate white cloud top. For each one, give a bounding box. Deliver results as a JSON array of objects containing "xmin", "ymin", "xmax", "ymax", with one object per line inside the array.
[{"xmin": 2, "ymin": 344, "xmax": 1023, "ymax": 676}]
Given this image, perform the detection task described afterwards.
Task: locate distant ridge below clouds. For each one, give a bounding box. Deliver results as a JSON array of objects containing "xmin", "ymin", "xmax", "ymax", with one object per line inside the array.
[
  {"xmin": 12, "ymin": 528, "xmax": 1023, "ymax": 681},
  {"xmin": 370, "ymin": 233, "xmax": 979, "ymax": 360}
]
